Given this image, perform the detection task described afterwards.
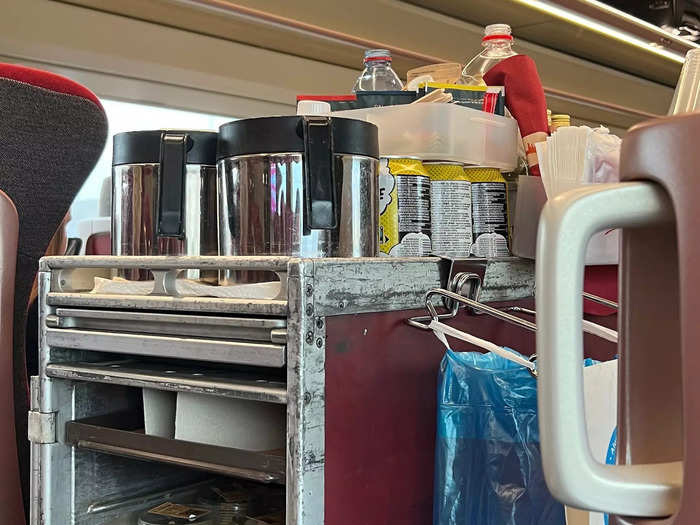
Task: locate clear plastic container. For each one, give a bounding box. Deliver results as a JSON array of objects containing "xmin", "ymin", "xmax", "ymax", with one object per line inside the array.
[
  {"xmin": 334, "ymin": 103, "xmax": 519, "ymax": 171},
  {"xmin": 459, "ymin": 24, "xmax": 517, "ymax": 86},
  {"xmin": 512, "ymin": 175, "xmax": 619, "ymax": 264},
  {"xmin": 352, "ymin": 49, "xmax": 404, "ymax": 92},
  {"xmin": 668, "ymin": 48, "xmax": 700, "ymax": 115}
]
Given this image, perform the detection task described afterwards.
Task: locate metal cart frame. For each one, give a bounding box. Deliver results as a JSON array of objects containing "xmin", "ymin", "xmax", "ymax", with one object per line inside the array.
[{"xmin": 31, "ymin": 256, "xmax": 534, "ymax": 524}]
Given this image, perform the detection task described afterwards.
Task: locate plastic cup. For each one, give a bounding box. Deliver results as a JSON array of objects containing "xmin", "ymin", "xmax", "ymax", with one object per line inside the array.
[{"xmin": 669, "ymin": 49, "xmax": 700, "ymax": 115}]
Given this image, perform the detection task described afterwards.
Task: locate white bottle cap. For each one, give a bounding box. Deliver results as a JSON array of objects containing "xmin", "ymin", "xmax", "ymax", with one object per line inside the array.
[{"xmin": 297, "ymin": 100, "xmax": 332, "ymax": 116}]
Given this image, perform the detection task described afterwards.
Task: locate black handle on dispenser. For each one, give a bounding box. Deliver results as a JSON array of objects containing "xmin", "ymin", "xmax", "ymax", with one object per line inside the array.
[
  {"xmin": 157, "ymin": 132, "xmax": 188, "ymax": 237},
  {"xmin": 64, "ymin": 238, "xmax": 82, "ymax": 256},
  {"xmin": 302, "ymin": 116, "xmax": 338, "ymax": 234}
]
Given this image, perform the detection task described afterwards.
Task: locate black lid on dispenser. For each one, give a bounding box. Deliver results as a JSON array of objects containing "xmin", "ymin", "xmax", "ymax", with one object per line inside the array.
[
  {"xmin": 112, "ymin": 130, "xmax": 218, "ymax": 166},
  {"xmin": 112, "ymin": 130, "xmax": 217, "ymax": 238},
  {"xmin": 218, "ymin": 116, "xmax": 379, "ymax": 234},
  {"xmin": 216, "ymin": 116, "xmax": 379, "ymax": 160}
]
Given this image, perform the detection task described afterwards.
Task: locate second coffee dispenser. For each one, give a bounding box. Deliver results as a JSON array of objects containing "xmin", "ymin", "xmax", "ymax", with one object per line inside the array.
[{"xmin": 112, "ymin": 129, "xmax": 218, "ymax": 280}]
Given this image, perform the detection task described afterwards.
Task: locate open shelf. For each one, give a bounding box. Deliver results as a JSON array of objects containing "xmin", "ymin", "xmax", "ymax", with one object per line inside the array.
[
  {"xmin": 46, "ymin": 359, "xmax": 287, "ymax": 404},
  {"xmin": 66, "ymin": 413, "xmax": 286, "ymax": 484}
]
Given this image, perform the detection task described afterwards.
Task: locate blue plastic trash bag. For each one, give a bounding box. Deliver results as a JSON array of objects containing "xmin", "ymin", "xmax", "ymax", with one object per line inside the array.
[
  {"xmin": 434, "ymin": 349, "xmax": 565, "ymax": 525},
  {"xmin": 604, "ymin": 428, "xmax": 618, "ymax": 525}
]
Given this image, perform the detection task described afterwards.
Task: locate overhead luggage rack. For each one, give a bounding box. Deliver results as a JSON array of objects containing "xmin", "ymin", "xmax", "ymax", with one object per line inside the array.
[{"xmin": 33, "ymin": 255, "xmax": 535, "ymax": 525}]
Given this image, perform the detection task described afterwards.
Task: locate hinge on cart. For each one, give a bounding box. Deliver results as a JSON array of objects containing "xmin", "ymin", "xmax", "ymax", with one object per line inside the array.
[{"xmin": 28, "ymin": 410, "xmax": 57, "ymax": 444}]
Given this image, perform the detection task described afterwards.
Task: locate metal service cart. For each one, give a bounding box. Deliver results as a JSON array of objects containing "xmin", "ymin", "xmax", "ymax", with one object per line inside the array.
[{"xmin": 30, "ymin": 256, "xmax": 534, "ymax": 525}]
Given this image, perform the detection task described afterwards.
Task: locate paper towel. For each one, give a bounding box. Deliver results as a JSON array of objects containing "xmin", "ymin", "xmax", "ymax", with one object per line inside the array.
[{"xmin": 175, "ymin": 393, "xmax": 285, "ymax": 452}]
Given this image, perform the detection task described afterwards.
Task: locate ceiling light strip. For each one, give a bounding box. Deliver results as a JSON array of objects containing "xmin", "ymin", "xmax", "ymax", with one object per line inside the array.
[
  {"xmin": 579, "ymin": 0, "xmax": 700, "ymax": 50},
  {"xmin": 512, "ymin": 0, "xmax": 686, "ymax": 63}
]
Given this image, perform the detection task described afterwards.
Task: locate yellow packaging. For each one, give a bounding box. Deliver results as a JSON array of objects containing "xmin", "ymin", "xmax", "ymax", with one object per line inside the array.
[
  {"xmin": 463, "ymin": 166, "xmax": 510, "ymax": 257},
  {"xmin": 378, "ymin": 157, "xmax": 432, "ymax": 256},
  {"xmin": 424, "ymin": 161, "xmax": 472, "ymax": 257}
]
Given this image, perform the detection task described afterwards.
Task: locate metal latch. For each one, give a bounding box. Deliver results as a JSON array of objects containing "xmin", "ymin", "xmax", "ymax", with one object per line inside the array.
[{"xmin": 28, "ymin": 410, "xmax": 57, "ymax": 444}]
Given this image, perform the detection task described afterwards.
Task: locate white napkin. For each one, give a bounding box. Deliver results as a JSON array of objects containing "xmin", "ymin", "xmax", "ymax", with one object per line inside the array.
[{"xmin": 91, "ymin": 277, "xmax": 281, "ymax": 299}]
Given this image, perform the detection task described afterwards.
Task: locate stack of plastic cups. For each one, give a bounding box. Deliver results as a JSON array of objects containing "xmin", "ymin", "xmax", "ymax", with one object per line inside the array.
[{"xmin": 669, "ymin": 49, "xmax": 700, "ymax": 115}]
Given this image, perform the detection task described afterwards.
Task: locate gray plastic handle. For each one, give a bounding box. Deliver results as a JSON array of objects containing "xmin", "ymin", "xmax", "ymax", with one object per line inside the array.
[{"xmin": 536, "ymin": 182, "xmax": 682, "ymax": 517}]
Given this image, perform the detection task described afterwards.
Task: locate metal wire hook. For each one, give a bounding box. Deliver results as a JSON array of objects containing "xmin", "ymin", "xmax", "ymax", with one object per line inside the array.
[
  {"xmin": 425, "ymin": 289, "xmax": 537, "ymax": 332},
  {"xmin": 405, "ymin": 272, "xmax": 482, "ymax": 330}
]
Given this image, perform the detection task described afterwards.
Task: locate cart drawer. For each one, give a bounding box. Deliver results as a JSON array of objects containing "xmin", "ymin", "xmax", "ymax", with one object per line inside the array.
[
  {"xmin": 47, "ymin": 308, "xmax": 287, "ymax": 343},
  {"xmin": 45, "ymin": 328, "xmax": 286, "ymax": 367}
]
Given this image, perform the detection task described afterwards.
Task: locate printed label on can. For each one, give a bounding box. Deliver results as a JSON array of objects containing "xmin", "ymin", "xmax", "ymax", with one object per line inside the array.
[
  {"xmin": 148, "ymin": 502, "xmax": 210, "ymax": 520},
  {"xmin": 378, "ymin": 158, "xmax": 432, "ymax": 256},
  {"xmin": 425, "ymin": 163, "xmax": 472, "ymax": 257},
  {"xmin": 463, "ymin": 167, "xmax": 510, "ymax": 257},
  {"xmin": 470, "ymin": 181, "xmax": 509, "ymax": 257}
]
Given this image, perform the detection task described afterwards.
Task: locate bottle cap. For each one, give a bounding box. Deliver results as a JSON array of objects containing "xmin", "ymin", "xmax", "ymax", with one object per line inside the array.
[
  {"xmin": 364, "ymin": 49, "xmax": 392, "ymax": 62},
  {"xmin": 296, "ymin": 100, "xmax": 332, "ymax": 116},
  {"xmin": 482, "ymin": 23, "xmax": 513, "ymax": 42}
]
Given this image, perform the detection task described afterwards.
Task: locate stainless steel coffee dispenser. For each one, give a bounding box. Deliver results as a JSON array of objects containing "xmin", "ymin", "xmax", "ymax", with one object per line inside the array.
[
  {"xmin": 112, "ymin": 130, "xmax": 218, "ymax": 280},
  {"xmin": 217, "ymin": 116, "xmax": 379, "ymax": 283}
]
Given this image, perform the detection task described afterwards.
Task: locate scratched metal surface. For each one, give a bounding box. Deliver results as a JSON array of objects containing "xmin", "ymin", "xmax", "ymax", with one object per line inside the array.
[
  {"xmin": 39, "ymin": 255, "xmax": 292, "ymax": 272},
  {"xmin": 286, "ymin": 260, "xmax": 325, "ymax": 525},
  {"xmin": 312, "ymin": 257, "xmax": 534, "ymax": 315}
]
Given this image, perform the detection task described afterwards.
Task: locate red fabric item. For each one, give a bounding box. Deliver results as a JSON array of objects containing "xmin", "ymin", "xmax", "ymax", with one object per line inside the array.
[
  {"xmin": 0, "ymin": 63, "xmax": 102, "ymax": 108},
  {"xmin": 483, "ymin": 55, "xmax": 549, "ymax": 176},
  {"xmin": 584, "ymin": 265, "xmax": 618, "ymax": 316}
]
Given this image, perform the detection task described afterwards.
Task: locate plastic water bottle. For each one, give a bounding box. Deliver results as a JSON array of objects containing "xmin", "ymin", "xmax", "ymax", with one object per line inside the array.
[
  {"xmin": 459, "ymin": 24, "xmax": 518, "ymax": 86},
  {"xmin": 352, "ymin": 49, "xmax": 404, "ymax": 92}
]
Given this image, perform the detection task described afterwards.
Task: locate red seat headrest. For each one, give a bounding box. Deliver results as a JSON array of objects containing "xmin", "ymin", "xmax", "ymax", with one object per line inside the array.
[{"xmin": 0, "ymin": 63, "xmax": 102, "ymax": 108}]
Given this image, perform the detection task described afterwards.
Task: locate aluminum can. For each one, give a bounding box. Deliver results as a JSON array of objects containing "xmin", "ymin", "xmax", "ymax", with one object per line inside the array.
[
  {"xmin": 463, "ymin": 166, "xmax": 510, "ymax": 257},
  {"xmin": 378, "ymin": 157, "xmax": 431, "ymax": 256},
  {"xmin": 424, "ymin": 161, "xmax": 472, "ymax": 257}
]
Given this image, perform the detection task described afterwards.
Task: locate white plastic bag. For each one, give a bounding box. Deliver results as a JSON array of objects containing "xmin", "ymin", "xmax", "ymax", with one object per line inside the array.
[
  {"xmin": 566, "ymin": 359, "xmax": 618, "ymax": 525},
  {"xmin": 583, "ymin": 127, "xmax": 621, "ymax": 184}
]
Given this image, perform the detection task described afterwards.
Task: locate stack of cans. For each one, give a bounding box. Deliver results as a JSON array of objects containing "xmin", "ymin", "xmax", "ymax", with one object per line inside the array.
[{"xmin": 378, "ymin": 157, "xmax": 509, "ymax": 258}]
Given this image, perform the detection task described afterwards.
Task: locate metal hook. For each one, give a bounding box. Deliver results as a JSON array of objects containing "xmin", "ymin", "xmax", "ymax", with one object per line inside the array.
[
  {"xmin": 406, "ymin": 272, "xmax": 482, "ymax": 330},
  {"xmin": 445, "ymin": 271, "xmax": 482, "ymax": 313},
  {"xmin": 405, "ymin": 298, "xmax": 459, "ymax": 330},
  {"xmin": 407, "ymin": 270, "xmax": 616, "ymax": 334},
  {"xmin": 426, "ymin": 289, "xmax": 537, "ymax": 332}
]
